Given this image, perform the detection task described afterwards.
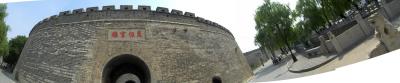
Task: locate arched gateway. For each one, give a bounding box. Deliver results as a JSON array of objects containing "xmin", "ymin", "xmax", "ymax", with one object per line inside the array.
[
  {"xmin": 103, "ymin": 54, "xmax": 150, "ymax": 83},
  {"xmin": 14, "ymin": 5, "xmax": 252, "ymax": 83}
]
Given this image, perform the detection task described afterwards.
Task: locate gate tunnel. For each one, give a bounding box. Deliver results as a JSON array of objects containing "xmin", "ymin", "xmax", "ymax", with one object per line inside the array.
[{"xmin": 102, "ymin": 54, "xmax": 151, "ymax": 83}]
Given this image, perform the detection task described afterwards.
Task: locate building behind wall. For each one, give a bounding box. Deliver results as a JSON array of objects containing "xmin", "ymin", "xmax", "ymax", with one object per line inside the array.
[
  {"xmin": 244, "ymin": 49, "xmax": 268, "ymax": 70},
  {"xmin": 244, "ymin": 48, "xmax": 284, "ymax": 70}
]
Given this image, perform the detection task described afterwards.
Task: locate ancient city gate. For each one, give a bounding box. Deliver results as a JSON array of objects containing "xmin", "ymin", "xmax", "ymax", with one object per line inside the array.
[{"xmin": 14, "ymin": 5, "xmax": 253, "ymax": 83}]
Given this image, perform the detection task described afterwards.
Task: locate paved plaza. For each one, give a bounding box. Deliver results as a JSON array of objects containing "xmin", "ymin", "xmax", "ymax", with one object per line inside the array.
[
  {"xmin": 250, "ymin": 33, "xmax": 384, "ymax": 82},
  {"xmin": 0, "ymin": 69, "xmax": 15, "ymax": 83}
]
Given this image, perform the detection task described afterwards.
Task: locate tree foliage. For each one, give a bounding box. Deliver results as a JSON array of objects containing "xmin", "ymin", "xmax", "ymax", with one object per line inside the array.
[
  {"xmin": 0, "ymin": 4, "xmax": 9, "ymax": 57},
  {"xmin": 254, "ymin": 0, "xmax": 364, "ymax": 62},
  {"xmin": 318, "ymin": 0, "xmax": 354, "ymax": 19},
  {"xmin": 295, "ymin": 0, "xmax": 359, "ymax": 38},
  {"xmin": 296, "ymin": 0, "xmax": 326, "ymax": 34},
  {"xmin": 4, "ymin": 36, "xmax": 28, "ymax": 65},
  {"xmin": 255, "ymin": 0, "xmax": 298, "ymax": 62}
]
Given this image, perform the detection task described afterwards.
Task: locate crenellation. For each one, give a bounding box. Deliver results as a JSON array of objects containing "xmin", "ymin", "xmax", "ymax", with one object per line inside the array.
[
  {"xmin": 204, "ymin": 20, "xmax": 211, "ymax": 24},
  {"xmin": 184, "ymin": 12, "xmax": 195, "ymax": 17},
  {"xmin": 86, "ymin": 7, "xmax": 99, "ymax": 12},
  {"xmin": 49, "ymin": 15, "xmax": 58, "ymax": 20},
  {"xmin": 156, "ymin": 7, "xmax": 169, "ymax": 13},
  {"xmin": 102, "ymin": 5, "xmax": 115, "ymax": 11},
  {"xmin": 120, "ymin": 5, "xmax": 133, "ymax": 10},
  {"xmin": 72, "ymin": 8, "xmax": 84, "ymax": 14},
  {"xmin": 59, "ymin": 11, "xmax": 71, "ymax": 16},
  {"xmin": 35, "ymin": 21, "xmax": 43, "ymax": 27},
  {"xmin": 217, "ymin": 24, "xmax": 223, "ymax": 28},
  {"xmin": 43, "ymin": 18, "xmax": 50, "ymax": 22},
  {"xmin": 171, "ymin": 9, "xmax": 183, "ymax": 15},
  {"xmin": 213, "ymin": 22, "xmax": 219, "ymax": 27},
  {"xmin": 35, "ymin": 5, "xmax": 233, "ymax": 37},
  {"xmin": 138, "ymin": 5, "xmax": 151, "ymax": 11},
  {"xmin": 210, "ymin": 21, "xmax": 215, "ymax": 26},
  {"xmin": 33, "ymin": 21, "xmax": 44, "ymax": 30},
  {"xmin": 216, "ymin": 23, "xmax": 221, "ymax": 27},
  {"xmin": 196, "ymin": 17, "xmax": 205, "ymax": 22}
]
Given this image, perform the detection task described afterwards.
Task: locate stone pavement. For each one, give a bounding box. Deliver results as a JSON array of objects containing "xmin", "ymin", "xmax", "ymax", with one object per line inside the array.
[
  {"xmin": 0, "ymin": 69, "xmax": 15, "ymax": 83},
  {"xmin": 250, "ymin": 34, "xmax": 385, "ymax": 82},
  {"xmin": 315, "ymin": 35, "xmax": 381, "ymax": 71},
  {"xmin": 287, "ymin": 34, "xmax": 382, "ymax": 75},
  {"xmin": 249, "ymin": 55, "xmax": 325, "ymax": 82},
  {"xmin": 288, "ymin": 54, "xmax": 337, "ymax": 73},
  {"xmin": 249, "ymin": 56, "xmax": 294, "ymax": 82},
  {"xmin": 288, "ymin": 33, "xmax": 383, "ymax": 74}
]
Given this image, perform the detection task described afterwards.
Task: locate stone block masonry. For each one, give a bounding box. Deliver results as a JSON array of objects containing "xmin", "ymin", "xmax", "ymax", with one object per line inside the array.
[
  {"xmin": 14, "ymin": 5, "xmax": 253, "ymax": 83},
  {"xmin": 381, "ymin": 0, "xmax": 400, "ymax": 21}
]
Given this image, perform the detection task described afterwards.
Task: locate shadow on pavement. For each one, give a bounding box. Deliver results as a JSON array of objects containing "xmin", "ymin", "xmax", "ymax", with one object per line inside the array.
[
  {"xmin": 337, "ymin": 36, "xmax": 374, "ymax": 60},
  {"xmin": 369, "ymin": 42, "xmax": 388, "ymax": 58},
  {"xmin": 254, "ymin": 56, "xmax": 292, "ymax": 79}
]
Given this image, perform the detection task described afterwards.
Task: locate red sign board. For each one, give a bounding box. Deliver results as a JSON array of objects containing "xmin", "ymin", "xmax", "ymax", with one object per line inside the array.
[{"xmin": 108, "ymin": 29, "xmax": 145, "ymax": 41}]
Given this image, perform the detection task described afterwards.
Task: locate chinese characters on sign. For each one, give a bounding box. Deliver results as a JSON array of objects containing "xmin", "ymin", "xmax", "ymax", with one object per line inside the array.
[{"xmin": 108, "ymin": 29, "xmax": 145, "ymax": 41}]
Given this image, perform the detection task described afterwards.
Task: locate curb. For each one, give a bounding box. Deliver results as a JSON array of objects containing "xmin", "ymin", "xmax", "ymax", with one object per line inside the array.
[{"xmin": 288, "ymin": 55, "xmax": 338, "ymax": 73}]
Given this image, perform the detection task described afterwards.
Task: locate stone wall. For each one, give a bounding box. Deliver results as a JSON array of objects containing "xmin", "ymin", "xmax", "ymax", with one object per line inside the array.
[
  {"xmin": 243, "ymin": 49, "xmax": 268, "ymax": 70},
  {"xmin": 381, "ymin": 0, "xmax": 400, "ymax": 21},
  {"xmin": 324, "ymin": 14, "xmax": 375, "ymax": 53},
  {"xmin": 372, "ymin": 13, "xmax": 400, "ymax": 51},
  {"xmin": 14, "ymin": 5, "xmax": 252, "ymax": 83}
]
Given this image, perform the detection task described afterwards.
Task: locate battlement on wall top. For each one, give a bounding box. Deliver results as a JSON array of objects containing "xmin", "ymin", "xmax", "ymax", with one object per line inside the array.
[
  {"xmin": 35, "ymin": 5, "xmax": 233, "ymax": 37},
  {"xmin": 41, "ymin": 5, "xmax": 226, "ymax": 30}
]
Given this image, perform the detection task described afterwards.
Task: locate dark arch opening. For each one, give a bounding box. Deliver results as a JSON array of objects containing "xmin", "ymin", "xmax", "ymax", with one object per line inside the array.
[
  {"xmin": 212, "ymin": 76, "xmax": 222, "ymax": 83},
  {"xmin": 102, "ymin": 54, "xmax": 151, "ymax": 83},
  {"xmin": 125, "ymin": 80, "xmax": 136, "ymax": 83}
]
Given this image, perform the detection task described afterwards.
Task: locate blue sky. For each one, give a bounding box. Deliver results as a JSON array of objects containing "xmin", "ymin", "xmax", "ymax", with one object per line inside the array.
[
  {"xmin": 5, "ymin": 0, "xmax": 167, "ymax": 39},
  {"xmin": 4, "ymin": 0, "xmax": 297, "ymax": 52}
]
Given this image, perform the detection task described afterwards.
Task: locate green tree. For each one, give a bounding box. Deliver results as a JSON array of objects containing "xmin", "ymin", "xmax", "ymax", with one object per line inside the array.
[
  {"xmin": 255, "ymin": 0, "xmax": 298, "ymax": 62},
  {"xmin": 0, "ymin": 4, "xmax": 9, "ymax": 60},
  {"xmin": 296, "ymin": 0, "xmax": 327, "ymax": 34},
  {"xmin": 255, "ymin": 28, "xmax": 278, "ymax": 63},
  {"xmin": 319, "ymin": 0, "xmax": 354, "ymax": 19},
  {"xmin": 3, "ymin": 36, "xmax": 28, "ymax": 69},
  {"xmin": 295, "ymin": 0, "xmax": 360, "ymax": 37}
]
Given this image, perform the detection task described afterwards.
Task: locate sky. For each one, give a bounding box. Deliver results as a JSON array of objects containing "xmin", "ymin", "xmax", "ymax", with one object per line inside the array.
[{"xmin": 4, "ymin": 0, "xmax": 298, "ymax": 52}]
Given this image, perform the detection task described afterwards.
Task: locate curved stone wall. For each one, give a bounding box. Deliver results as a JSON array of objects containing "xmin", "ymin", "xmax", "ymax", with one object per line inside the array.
[{"xmin": 14, "ymin": 5, "xmax": 252, "ymax": 83}]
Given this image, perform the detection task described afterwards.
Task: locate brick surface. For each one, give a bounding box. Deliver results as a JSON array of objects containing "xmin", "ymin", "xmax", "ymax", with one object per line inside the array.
[{"xmin": 14, "ymin": 5, "xmax": 252, "ymax": 83}]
